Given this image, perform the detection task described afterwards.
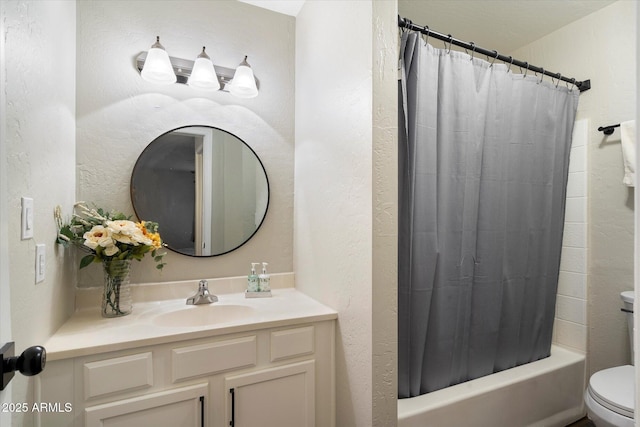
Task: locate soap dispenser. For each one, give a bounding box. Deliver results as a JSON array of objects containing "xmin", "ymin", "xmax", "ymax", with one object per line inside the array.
[
  {"xmin": 247, "ymin": 263, "xmax": 259, "ymax": 292},
  {"xmin": 259, "ymin": 262, "xmax": 270, "ymax": 292}
]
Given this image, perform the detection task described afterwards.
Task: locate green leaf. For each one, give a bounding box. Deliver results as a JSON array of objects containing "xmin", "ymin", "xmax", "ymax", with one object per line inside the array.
[
  {"xmin": 112, "ymin": 212, "xmax": 128, "ymax": 221},
  {"xmin": 56, "ymin": 236, "xmax": 70, "ymax": 247},
  {"xmin": 58, "ymin": 225, "xmax": 75, "ymax": 241},
  {"xmin": 79, "ymin": 254, "xmax": 96, "ymax": 269}
]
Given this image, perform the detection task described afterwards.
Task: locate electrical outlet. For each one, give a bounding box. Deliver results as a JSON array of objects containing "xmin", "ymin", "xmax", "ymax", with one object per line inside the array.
[
  {"xmin": 21, "ymin": 197, "xmax": 34, "ymax": 240},
  {"xmin": 35, "ymin": 244, "xmax": 45, "ymax": 283}
]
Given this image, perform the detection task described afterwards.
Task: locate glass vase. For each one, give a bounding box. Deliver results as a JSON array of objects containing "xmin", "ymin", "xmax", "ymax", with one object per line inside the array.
[{"xmin": 102, "ymin": 259, "xmax": 133, "ymax": 318}]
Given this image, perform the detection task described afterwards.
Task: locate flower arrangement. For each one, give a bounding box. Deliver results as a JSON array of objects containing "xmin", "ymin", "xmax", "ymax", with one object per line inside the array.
[
  {"xmin": 56, "ymin": 202, "xmax": 166, "ymax": 317},
  {"xmin": 55, "ymin": 202, "xmax": 166, "ymax": 270}
]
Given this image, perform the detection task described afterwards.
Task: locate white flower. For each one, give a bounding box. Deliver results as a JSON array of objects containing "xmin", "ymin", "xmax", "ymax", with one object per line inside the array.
[
  {"xmin": 106, "ymin": 220, "xmax": 141, "ymax": 245},
  {"xmin": 83, "ymin": 226, "xmax": 112, "ymax": 249},
  {"xmin": 83, "ymin": 225, "xmax": 119, "ymax": 256},
  {"xmin": 106, "ymin": 220, "xmax": 138, "ymax": 235},
  {"xmin": 131, "ymin": 229, "xmax": 153, "ymax": 246},
  {"xmin": 111, "ymin": 233, "xmax": 135, "ymax": 245},
  {"xmin": 103, "ymin": 243, "xmax": 119, "ymax": 256}
]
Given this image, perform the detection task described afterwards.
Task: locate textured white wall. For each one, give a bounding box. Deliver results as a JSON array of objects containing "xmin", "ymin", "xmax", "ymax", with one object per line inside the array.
[
  {"xmin": 76, "ymin": 1, "xmax": 295, "ymax": 286},
  {"xmin": 553, "ymin": 119, "xmax": 589, "ymax": 353},
  {"xmin": 0, "ymin": 2, "xmax": 11, "ymax": 424},
  {"xmin": 295, "ymin": 1, "xmax": 375, "ymax": 425},
  {"xmin": 371, "ymin": 1, "xmax": 399, "ymax": 425},
  {"xmin": 3, "ymin": 1, "xmax": 77, "ymax": 425},
  {"xmin": 511, "ymin": 0, "xmax": 637, "ymax": 376},
  {"xmin": 635, "ymin": 1, "xmax": 640, "ymax": 420}
]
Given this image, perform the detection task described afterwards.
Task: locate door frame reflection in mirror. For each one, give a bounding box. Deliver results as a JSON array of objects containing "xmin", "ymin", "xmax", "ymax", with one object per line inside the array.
[{"xmin": 130, "ymin": 125, "xmax": 270, "ymax": 257}]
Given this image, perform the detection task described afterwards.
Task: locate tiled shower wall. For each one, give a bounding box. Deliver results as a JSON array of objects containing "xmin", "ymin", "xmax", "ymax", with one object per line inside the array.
[{"xmin": 553, "ymin": 119, "xmax": 589, "ymax": 352}]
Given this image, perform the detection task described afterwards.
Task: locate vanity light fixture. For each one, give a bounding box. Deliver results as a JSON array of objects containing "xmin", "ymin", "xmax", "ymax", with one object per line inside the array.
[
  {"xmin": 187, "ymin": 47, "xmax": 220, "ymax": 91},
  {"xmin": 140, "ymin": 36, "xmax": 177, "ymax": 85},
  {"xmin": 136, "ymin": 37, "xmax": 259, "ymax": 97},
  {"xmin": 229, "ymin": 56, "xmax": 259, "ymax": 99}
]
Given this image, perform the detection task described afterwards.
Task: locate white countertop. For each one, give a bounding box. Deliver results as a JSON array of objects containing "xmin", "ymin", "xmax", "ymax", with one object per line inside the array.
[{"xmin": 45, "ymin": 288, "xmax": 337, "ymax": 361}]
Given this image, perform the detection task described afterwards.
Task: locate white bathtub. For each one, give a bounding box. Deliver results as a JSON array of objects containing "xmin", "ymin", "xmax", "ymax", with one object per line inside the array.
[{"xmin": 398, "ymin": 345, "xmax": 586, "ymax": 427}]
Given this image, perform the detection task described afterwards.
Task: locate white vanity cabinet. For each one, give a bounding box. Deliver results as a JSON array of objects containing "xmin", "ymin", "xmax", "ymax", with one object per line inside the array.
[{"xmin": 37, "ymin": 320, "xmax": 335, "ymax": 427}]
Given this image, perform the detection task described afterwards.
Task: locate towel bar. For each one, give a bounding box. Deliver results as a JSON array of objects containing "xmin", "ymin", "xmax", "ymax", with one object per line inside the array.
[{"xmin": 598, "ymin": 124, "xmax": 620, "ymax": 135}]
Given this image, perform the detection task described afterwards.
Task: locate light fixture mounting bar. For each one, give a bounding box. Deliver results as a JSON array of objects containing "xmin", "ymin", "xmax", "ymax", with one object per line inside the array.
[{"xmin": 135, "ymin": 52, "xmax": 259, "ymax": 91}]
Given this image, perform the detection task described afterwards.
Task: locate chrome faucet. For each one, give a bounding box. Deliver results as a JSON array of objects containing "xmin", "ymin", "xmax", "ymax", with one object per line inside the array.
[{"xmin": 186, "ymin": 280, "xmax": 218, "ymax": 305}]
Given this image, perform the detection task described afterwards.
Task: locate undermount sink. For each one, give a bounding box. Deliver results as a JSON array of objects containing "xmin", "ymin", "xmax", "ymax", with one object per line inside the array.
[{"xmin": 152, "ymin": 304, "xmax": 255, "ymax": 327}]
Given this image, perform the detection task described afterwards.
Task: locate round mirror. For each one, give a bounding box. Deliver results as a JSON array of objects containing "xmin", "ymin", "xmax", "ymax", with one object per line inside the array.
[{"xmin": 131, "ymin": 126, "xmax": 269, "ymax": 256}]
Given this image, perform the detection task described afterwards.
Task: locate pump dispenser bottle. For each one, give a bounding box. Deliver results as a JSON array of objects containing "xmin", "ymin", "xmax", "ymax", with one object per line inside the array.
[
  {"xmin": 247, "ymin": 263, "xmax": 259, "ymax": 292},
  {"xmin": 259, "ymin": 262, "xmax": 270, "ymax": 292}
]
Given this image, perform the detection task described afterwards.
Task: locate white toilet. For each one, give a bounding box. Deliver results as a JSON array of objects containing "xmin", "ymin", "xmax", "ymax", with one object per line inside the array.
[{"xmin": 584, "ymin": 291, "xmax": 635, "ymax": 427}]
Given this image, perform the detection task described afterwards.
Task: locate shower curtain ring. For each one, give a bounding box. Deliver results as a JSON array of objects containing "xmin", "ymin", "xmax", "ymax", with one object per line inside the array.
[
  {"xmin": 489, "ymin": 50, "xmax": 498, "ymax": 67},
  {"xmin": 421, "ymin": 26, "xmax": 430, "ymax": 45},
  {"xmin": 555, "ymin": 73, "xmax": 562, "ymax": 88},
  {"xmin": 507, "ymin": 56, "xmax": 514, "ymax": 72},
  {"xmin": 445, "ymin": 34, "xmax": 452, "ymax": 53},
  {"xmin": 538, "ymin": 68, "xmax": 545, "ymax": 84},
  {"xmin": 469, "ymin": 42, "xmax": 476, "ymax": 61},
  {"xmin": 523, "ymin": 62, "xmax": 529, "ymax": 77},
  {"xmin": 400, "ymin": 17, "xmax": 409, "ymax": 32}
]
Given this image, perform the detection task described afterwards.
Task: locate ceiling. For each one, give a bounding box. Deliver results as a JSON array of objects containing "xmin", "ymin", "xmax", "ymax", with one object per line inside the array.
[
  {"xmin": 240, "ymin": 0, "xmax": 617, "ymax": 54},
  {"xmin": 397, "ymin": 0, "xmax": 617, "ymax": 54},
  {"xmin": 237, "ymin": 0, "xmax": 305, "ymax": 16}
]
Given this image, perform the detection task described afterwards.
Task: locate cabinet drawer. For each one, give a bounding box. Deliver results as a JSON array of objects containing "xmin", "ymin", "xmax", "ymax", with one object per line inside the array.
[
  {"xmin": 84, "ymin": 352, "xmax": 153, "ymax": 399},
  {"xmin": 172, "ymin": 335, "xmax": 257, "ymax": 382},
  {"xmin": 270, "ymin": 326, "xmax": 315, "ymax": 362}
]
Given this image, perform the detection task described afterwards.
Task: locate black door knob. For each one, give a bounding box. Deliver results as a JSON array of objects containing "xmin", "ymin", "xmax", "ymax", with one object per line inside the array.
[
  {"xmin": 14, "ymin": 345, "xmax": 46, "ymax": 376},
  {"xmin": 1, "ymin": 342, "xmax": 46, "ymax": 390}
]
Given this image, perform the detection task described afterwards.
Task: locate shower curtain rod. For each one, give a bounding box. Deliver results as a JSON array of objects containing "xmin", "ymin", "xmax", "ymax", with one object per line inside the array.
[{"xmin": 398, "ymin": 16, "xmax": 591, "ymax": 92}]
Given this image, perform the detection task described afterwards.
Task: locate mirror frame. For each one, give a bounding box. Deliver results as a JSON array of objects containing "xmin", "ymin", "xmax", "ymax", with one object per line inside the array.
[{"xmin": 130, "ymin": 125, "xmax": 270, "ymax": 257}]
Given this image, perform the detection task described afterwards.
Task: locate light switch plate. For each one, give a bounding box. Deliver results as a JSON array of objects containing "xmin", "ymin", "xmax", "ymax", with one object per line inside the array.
[
  {"xmin": 35, "ymin": 244, "xmax": 45, "ymax": 283},
  {"xmin": 21, "ymin": 197, "xmax": 34, "ymax": 240}
]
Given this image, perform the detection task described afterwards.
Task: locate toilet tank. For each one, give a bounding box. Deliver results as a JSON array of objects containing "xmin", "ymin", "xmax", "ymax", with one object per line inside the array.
[{"xmin": 621, "ymin": 291, "xmax": 634, "ymax": 363}]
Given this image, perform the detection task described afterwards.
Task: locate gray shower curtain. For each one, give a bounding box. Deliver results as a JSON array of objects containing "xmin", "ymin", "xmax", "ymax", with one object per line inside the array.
[{"xmin": 398, "ymin": 31, "xmax": 580, "ymax": 398}]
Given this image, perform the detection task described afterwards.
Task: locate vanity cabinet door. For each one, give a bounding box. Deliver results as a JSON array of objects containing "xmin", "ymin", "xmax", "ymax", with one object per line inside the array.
[
  {"xmin": 85, "ymin": 383, "xmax": 208, "ymax": 427},
  {"xmin": 225, "ymin": 360, "xmax": 315, "ymax": 427}
]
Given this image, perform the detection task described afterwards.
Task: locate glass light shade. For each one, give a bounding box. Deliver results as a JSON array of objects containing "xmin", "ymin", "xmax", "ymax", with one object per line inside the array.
[
  {"xmin": 229, "ymin": 56, "xmax": 258, "ymax": 98},
  {"xmin": 140, "ymin": 37, "xmax": 176, "ymax": 85},
  {"xmin": 188, "ymin": 48, "xmax": 220, "ymax": 91}
]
